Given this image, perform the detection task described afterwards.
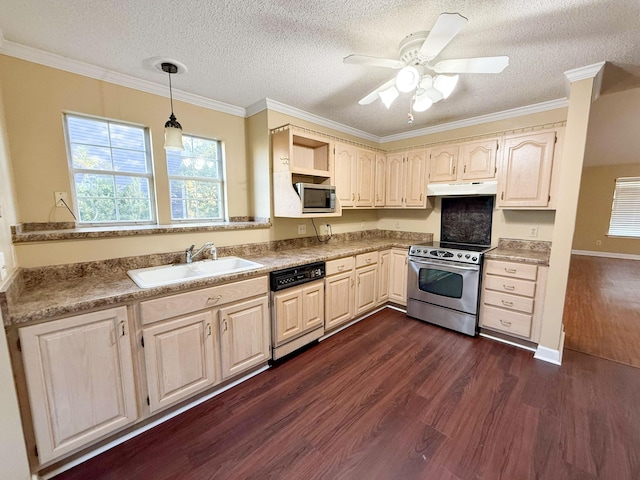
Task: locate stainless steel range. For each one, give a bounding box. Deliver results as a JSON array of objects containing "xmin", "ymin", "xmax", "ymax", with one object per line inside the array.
[{"xmin": 407, "ymin": 241, "xmax": 492, "ymax": 336}]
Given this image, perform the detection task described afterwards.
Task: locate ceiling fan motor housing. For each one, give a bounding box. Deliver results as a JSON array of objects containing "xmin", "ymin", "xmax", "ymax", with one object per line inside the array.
[{"xmin": 399, "ymin": 31, "xmax": 430, "ymax": 65}]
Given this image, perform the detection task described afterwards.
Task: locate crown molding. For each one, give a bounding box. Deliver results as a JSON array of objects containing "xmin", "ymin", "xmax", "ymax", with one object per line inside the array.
[
  {"xmin": 564, "ymin": 61, "xmax": 606, "ymax": 102},
  {"xmin": 379, "ymin": 98, "xmax": 569, "ymax": 143},
  {"xmin": 258, "ymin": 98, "xmax": 381, "ymax": 142},
  {"xmin": 245, "ymin": 98, "xmax": 269, "ymax": 117},
  {"xmin": 0, "ymin": 37, "xmax": 246, "ymax": 117}
]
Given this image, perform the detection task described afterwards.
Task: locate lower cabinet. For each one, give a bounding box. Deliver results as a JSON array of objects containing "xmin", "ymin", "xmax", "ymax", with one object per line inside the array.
[
  {"xmin": 377, "ymin": 249, "xmax": 391, "ymax": 304},
  {"xmin": 388, "ymin": 248, "xmax": 408, "ymax": 305},
  {"xmin": 479, "ymin": 259, "xmax": 548, "ymax": 342},
  {"xmin": 325, "ymin": 257, "xmax": 355, "ymax": 330},
  {"xmin": 355, "ymin": 252, "xmax": 378, "ymax": 316},
  {"xmin": 143, "ymin": 311, "xmax": 217, "ymax": 413},
  {"xmin": 19, "ymin": 307, "xmax": 138, "ymax": 464},
  {"xmin": 219, "ymin": 295, "xmax": 270, "ymax": 379}
]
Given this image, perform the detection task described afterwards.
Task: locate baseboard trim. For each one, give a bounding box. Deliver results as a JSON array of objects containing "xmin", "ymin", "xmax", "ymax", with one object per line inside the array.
[
  {"xmin": 534, "ymin": 331, "xmax": 565, "ymax": 365},
  {"xmin": 572, "ymin": 249, "xmax": 640, "ymax": 261},
  {"xmin": 479, "ymin": 332, "xmax": 537, "ymax": 352}
]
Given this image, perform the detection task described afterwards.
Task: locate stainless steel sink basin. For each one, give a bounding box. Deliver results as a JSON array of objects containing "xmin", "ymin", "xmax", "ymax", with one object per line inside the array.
[{"xmin": 127, "ymin": 257, "xmax": 264, "ymax": 288}]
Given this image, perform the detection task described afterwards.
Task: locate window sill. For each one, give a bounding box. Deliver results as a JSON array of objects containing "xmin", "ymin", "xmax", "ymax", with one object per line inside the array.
[{"xmin": 11, "ymin": 219, "xmax": 271, "ymax": 244}]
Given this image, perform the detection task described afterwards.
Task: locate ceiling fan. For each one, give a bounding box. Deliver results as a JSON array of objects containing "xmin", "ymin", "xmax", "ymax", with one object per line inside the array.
[{"xmin": 344, "ymin": 13, "xmax": 509, "ymax": 116}]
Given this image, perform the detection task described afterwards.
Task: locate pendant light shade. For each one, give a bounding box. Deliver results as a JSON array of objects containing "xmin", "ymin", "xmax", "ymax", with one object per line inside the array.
[
  {"xmin": 396, "ymin": 66, "xmax": 420, "ymax": 93},
  {"xmin": 378, "ymin": 85, "xmax": 399, "ymax": 109},
  {"xmin": 433, "ymin": 74, "xmax": 459, "ymax": 99},
  {"xmin": 161, "ymin": 62, "xmax": 184, "ymax": 151}
]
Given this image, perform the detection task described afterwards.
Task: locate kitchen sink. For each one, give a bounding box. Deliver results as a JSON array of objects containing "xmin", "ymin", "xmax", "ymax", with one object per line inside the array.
[{"xmin": 127, "ymin": 257, "xmax": 265, "ymax": 289}]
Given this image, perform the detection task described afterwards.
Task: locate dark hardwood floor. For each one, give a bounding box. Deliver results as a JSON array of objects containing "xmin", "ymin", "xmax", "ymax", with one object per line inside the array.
[
  {"xmin": 54, "ymin": 308, "xmax": 640, "ymax": 480},
  {"xmin": 564, "ymin": 254, "xmax": 640, "ymax": 368}
]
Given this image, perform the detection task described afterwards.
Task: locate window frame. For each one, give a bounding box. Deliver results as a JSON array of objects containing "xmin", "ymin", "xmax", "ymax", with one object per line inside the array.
[
  {"xmin": 63, "ymin": 113, "xmax": 157, "ymax": 226},
  {"xmin": 167, "ymin": 134, "xmax": 227, "ymax": 223},
  {"xmin": 607, "ymin": 176, "xmax": 640, "ymax": 239}
]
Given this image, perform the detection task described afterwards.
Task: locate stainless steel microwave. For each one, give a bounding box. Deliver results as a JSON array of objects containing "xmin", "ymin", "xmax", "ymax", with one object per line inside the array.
[{"xmin": 293, "ymin": 183, "xmax": 336, "ymax": 213}]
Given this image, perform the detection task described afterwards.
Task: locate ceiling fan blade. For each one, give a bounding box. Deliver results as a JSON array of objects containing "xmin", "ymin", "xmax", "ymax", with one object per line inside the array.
[
  {"xmin": 419, "ymin": 13, "xmax": 468, "ymax": 61},
  {"xmin": 434, "ymin": 56, "xmax": 510, "ymax": 74},
  {"xmin": 344, "ymin": 54, "xmax": 404, "ymax": 69},
  {"xmin": 358, "ymin": 78, "xmax": 396, "ymax": 105}
]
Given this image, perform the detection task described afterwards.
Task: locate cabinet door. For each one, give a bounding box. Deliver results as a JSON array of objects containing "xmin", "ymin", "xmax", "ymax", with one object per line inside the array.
[
  {"xmin": 273, "ymin": 288, "xmax": 304, "ymax": 345},
  {"xmin": 429, "ymin": 145, "xmax": 459, "ymax": 183},
  {"xmin": 355, "ymin": 149, "xmax": 375, "ymax": 207},
  {"xmin": 334, "ymin": 142, "xmax": 356, "ymax": 207},
  {"xmin": 497, "ymin": 131, "xmax": 556, "ymax": 208},
  {"xmin": 302, "ymin": 281, "xmax": 324, "ymax": 330},
  {"xmin": 143, "ymin": 311, "xmax": 216, "ymax": 413},
  {"xmin": 374, "ymin": 153, "xmax": 386, "ymax": 207},
  {"xmin": 389, "ymin": 249, "xmax": 408, "ymax": 305},
  {"xmin": 385, "ymin": 153, "xmax": 404, "ymax": 207},
  {"xmin": 460, "ymin": 139, "xmax": 498, "ymax": 181},
  {"xmin": 325, "ymin": 271, "xmax": 354, "ymax": 330},
  {"xmin": 355, "ymin": 264, "xmax": 378, "ymax": 316},
  {"xmin": 19, "ymin": 307, "xmax": 137, "ymax": 463},
  {"xmin": 378, "ymin": 249, "xmax": 391, "ymax": 305},
  {"xmin": 404, "ymin": 149, "xmax": 428, "ymax": 207},
  {"xmin": 219, "ymin": 296, "xmax": 269, "ymax": 379}
]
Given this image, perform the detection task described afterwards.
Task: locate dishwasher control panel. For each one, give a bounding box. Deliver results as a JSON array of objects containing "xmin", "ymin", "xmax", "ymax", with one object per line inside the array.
[{"xmin": 269, "ymin": 261, "xmax": 326, "ymax": 291}]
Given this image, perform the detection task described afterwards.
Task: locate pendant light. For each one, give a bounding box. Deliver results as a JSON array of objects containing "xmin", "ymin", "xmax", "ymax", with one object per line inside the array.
[{"xmin": 161, "ymin": 62, "xmax": 184, "ymax": 151}]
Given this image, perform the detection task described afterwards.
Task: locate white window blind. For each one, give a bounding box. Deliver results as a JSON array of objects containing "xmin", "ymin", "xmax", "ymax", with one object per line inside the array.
[{"xmin": 608, "ymin": 177, "xmax": 640, "ymax": 238}]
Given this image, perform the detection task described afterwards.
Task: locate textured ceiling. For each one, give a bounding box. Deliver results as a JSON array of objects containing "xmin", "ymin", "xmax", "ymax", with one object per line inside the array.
[{"xmin": 1, "ymin": 0, "xmax": 639, "ymax": 137}]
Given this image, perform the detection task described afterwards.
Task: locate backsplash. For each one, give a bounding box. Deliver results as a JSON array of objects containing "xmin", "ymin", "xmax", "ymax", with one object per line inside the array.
[{"xmin": 497, "ymin": 238, "xmax": 552, "ymax": 251}]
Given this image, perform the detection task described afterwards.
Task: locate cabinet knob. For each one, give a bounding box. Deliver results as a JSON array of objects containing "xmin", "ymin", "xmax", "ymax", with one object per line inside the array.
[
  {"xmin": 463, "ymin": 164, "xmax": 466, "ymax": 173},
  {"xmin": 501, "ymin": 192, "xmax": 504, "ymax": 200},
  {"xmin": 453, "ymin": 165, "xmax": 456, "ymax": 175},
  {"xmin": 358, "ymin": 194, "xmax": 361, "ymax": 201},
  {"xmin": 206, "ymin": 324, "xmax": 212, "ymax": 337},
  {"xmin": 222, "ymin": 319, "xmax": 228, "ymax": 332},
  {"xmin": 352, "ymin": 193, "xmax": 355, "ymax": 201}
]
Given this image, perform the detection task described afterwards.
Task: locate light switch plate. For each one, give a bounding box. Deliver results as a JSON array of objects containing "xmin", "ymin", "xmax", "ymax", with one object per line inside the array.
[{"xmin": 297, "ymin": 224, "xmax": 306, "ymax": 235}]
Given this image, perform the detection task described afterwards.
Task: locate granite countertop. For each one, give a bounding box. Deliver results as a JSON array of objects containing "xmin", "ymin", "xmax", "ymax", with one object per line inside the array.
[
  {"xmin": 4, "ymin": 236, "xmax": 420, "ymax": 327},
  {"xmin": 484, "ymin": 238, "xmax": 552, "ymax": 266}
]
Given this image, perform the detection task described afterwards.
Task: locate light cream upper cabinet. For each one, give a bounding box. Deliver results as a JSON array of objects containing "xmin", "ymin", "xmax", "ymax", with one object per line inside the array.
[
  {"xmin": 459, "ymin": 139, "xmax": 498, "ymax": 181},
  {"xmin": 377, "ymin": 249, "xmax": 391, "ymax": 305},
  {"xmin": 334, "ymin": 142, "xmax": 357, "ymax": 208},
  {"xmin": 374, "ymin": 153, "xmax": 386, "ymax": 207},
  {"xmin": 389, "ymin": 248, "xmax": 408, "ymax": 305},
  {"xmin": 272, "ymin": 127, "xmax": 340, "ymax": 218},
  {"xmin": 385, "ymin": 153, "xmax": 404, "ymax": 207},
  {"xmin": 497, "ymin": 131, "xmax": 557, "ymax": 208},
  {"xmin": 404, "ymin": 149, "xmax": 429, "ymax": 207},
  {"xmin": 19, "ymin": 307, "xmax": 138, "ymax": 464},
  {"xmin": 219, "ymin": 296, "xmax": 270, "ymax": 379},
  {"xmin": 429, "ymin": 145, "xmax": 459, "ymax": 183},
  {"xmin": 143, "ymin": 311, "xmax": 217, "ymax": 413},
  {"xmin": 355, "ymin": 148, "xmax": 375, "ymax": 207}
]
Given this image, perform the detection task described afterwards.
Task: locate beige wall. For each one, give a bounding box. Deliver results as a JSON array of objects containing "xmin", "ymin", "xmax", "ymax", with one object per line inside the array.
[
  {"xmin": 0, "ymin": 78, "xmax": 18, "ymax": 282},
  {"xmin": 0, "ymin": 55, "xmax": 249, "ymax": 223},
  {"xmin": 573, "ymin": 163, "xmax": 640, "ymax": 255}
]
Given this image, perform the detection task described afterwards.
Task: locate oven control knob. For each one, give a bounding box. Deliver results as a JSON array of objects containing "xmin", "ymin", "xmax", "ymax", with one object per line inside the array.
[
  {"xmin": 410, "ymin": 248, "xmax": 415, "ymax": 254},
  {"xmin": 472, "ymin": 257, "xmax": 477, "ymax": 262},
  {"xmin": 457, "ymin": 253, "xmax": 462, "ymax": 258},
  {"xmin": 465, "ymin": 254, "xmax": 470, "ymax": 259}
]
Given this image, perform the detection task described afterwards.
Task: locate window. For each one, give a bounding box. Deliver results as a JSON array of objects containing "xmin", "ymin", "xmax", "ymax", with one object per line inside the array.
[
  {"xmin": 608, "ymin": 177, "xmax": 640, "ymax": 238},
  {"xmin": 167, "ymin": 135, "xmax": 225, "ymax": 221},
  {"xmin": 65, "ymin": 114, "xmax": 155, "ymax": 224}
]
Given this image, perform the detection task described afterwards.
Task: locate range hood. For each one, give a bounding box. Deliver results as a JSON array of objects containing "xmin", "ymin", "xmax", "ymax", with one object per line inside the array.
[{"xmin": 427, "ymin": 180, "xmax": 498, "ymax": 197}]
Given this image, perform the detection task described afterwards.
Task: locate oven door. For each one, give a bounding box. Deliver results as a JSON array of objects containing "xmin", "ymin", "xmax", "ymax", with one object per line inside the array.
[{"xmin": 407, "ymin": 257, "xmax": 480, "ymax": 315}]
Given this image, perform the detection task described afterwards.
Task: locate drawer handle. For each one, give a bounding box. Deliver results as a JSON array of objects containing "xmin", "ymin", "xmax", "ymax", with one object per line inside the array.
[
  {"xmin": 504, "ymin": 268, "xmax": 517, "ymax": 274},
  {"xmin": 499, "ymin": 319, "xmax": 512, "ymax": 327},
  {"xmin": 503, "ymin": 284, "xmax": 515, "ymax": 291},
  {"xmin": 207, "ymin": 295, "xmax": 222, "ymax": 304},
  {"xmin": 366, "ymin": 258, "xmax": 372, "ymax": 264},
  {"xmin": 206, "ymin": 324, "xmax": 212, "ymax": 337},
  {"xmin": 338, "ymin": 265, "xmax": 344, "ymax": 271},
  {"xmin": 222, "ymin": 319, "xmax": 228, "ymax": 332},
  {"xmin": 501, "ymin": 300, "xmax": 514, "ymax": 307}
]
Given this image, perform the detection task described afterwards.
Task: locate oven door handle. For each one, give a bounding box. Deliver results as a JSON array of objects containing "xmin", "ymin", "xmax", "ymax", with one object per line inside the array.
[{"xmin": 409, "ymin": 258, "xmax": 480, "ymax": 271}]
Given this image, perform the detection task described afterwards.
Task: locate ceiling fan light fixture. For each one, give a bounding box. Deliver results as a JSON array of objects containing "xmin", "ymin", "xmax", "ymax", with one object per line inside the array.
[
  {"xmin": 433, "ymin": 74, "xmax": 459, "ymax": 99},
  {"xmin": 396, "ymin": 66, "xmax": 420, "ymax": 93},
  {"xmin": 379, "ymin": 85, "xmax": 399, "ymax": 108},
  {"xmin": 412, "ymin": 92, "xmax": 434, "ymax": 112}
]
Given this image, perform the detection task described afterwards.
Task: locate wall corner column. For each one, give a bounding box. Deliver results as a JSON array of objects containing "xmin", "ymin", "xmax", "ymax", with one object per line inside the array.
[{"xmin": 536, "ymin": 62, "xmax": 605, "ymax": 364}]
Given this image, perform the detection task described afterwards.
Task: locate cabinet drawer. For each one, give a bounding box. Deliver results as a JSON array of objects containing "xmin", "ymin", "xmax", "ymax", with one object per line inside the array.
[
  {"xmin": 484, "ymin": 274, "xmax": 536, "ymax": 297},
  {"xmin": 355, "ymin": 251, "xmax": 378, "ymax": 268},
  {"xmin": 484, "ymin": 290, "xmax": 534, "ymax": 314},
  {"xmin": 326, "ymin": 256, "xmax": 355, "ymax": 275},
  {"xmin": 485, "ymin": 260, "xmax": 537, "ymax": 281},
  {"xmin": 481, "ymin": 305, "xmax": 532, "ymax": 338},
  {"xmin": 140, "ymin": 276, "xmax": 268, "ymax": 324}
]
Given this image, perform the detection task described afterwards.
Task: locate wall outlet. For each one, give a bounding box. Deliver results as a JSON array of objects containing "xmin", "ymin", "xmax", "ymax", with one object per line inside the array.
[
  {"xmin": 54, "ymin": 191, "xmax": 69, "ymax": 208},
  {"xmin": 395, "ymin": 221, "xmax": 400, "ymax": 230},
  {"xmin": 529, "ymin": 226, "xmax": 539, "ymax": 238},
  {"xmin": 320, "ymin": 223, "xmax": 330, "ymax": 235},
  {"xmin": 596, "ymin": 240, "xmax": 602, "ymax": 246},
  {"xmin": 297, "ymin": 224, "xmax": 306, "ymax": 235},
  {"xmin": 0, "ymin": 252, "xmax": 6, "ymax": 281}
]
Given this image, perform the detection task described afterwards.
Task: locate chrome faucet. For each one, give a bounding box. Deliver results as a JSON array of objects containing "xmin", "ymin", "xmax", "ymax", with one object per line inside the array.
[{"xmin": 186, "ymin": 242, "xmax": 216, "ymax": 263}]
